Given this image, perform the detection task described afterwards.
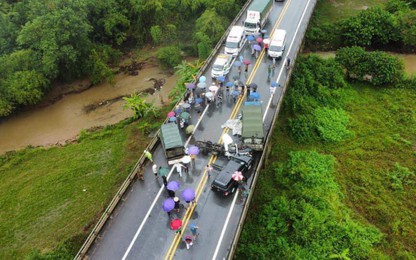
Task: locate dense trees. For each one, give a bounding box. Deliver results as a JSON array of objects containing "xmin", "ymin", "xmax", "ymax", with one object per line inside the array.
[
  {"xmin": 306, "ymin": 0, "xmax": 416, "ymax": 51},
  {"xmin": 0, "ymin": 0, "xmax": 244, "ymax": 117}
]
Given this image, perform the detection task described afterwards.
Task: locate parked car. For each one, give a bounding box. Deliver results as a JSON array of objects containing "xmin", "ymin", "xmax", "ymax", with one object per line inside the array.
[{"xmin": 211, "ymin": 155, "xmax": 253, "ymax": 196}]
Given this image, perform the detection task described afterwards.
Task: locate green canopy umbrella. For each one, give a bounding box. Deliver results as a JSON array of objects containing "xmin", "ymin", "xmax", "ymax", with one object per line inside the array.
[
  {"xmin": 185, "ymin": 125, "xmax": 195, "ymax": 135},
  {"xmin": 158, "ymin": 167, "xmax": 170, "ymax": 177},
  {"xmin": 180, "ymin": 112, "xmax": 191, "ymax": 120}
]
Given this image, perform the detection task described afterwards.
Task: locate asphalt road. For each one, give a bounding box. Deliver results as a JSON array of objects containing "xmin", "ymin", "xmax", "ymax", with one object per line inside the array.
[{"xmin": 87, "ymin": 0, "xmax": 317, "ymax": 259}]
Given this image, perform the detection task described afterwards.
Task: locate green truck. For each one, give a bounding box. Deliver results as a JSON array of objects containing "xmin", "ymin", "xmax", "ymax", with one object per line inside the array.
[
  {"xmin": 243, "ymin": 0, "xmax": 274, "ymax": 34},
  {"xmin": 241, "ymin": 101, "xmax": 264, "ymax": 151},
  {"xmin": 160, "ymin": 123, "xmax": 186, "ymax": 165}
]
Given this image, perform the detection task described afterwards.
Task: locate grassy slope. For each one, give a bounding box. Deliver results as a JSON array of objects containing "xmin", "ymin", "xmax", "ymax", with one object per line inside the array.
[
  {"xmin": 0, "ymin": 119, "xmax": 159, "ymax": 258},
  {"xmin": 269, "ymin": 84, "xmax": 416, "ymax": 256}
]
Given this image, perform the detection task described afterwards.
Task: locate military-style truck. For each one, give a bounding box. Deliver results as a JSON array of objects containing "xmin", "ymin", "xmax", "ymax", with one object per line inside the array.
[
  {"xmin": 160, "ymin": 123, "xmax": 186, "ymax": 165},
  {"xmin": 241, "ymin": 101, "xmax": 264, "ymax": 151}
]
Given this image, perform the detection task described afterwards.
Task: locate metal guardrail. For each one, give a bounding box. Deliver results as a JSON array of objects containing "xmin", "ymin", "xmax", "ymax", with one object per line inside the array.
[
  {"xmin": 227, "ymin": 1, "xmax": 318, "ymax": 258},
  {"xmin": 75, "ymin": 1, "xmax": 253, "ymax": 259}
]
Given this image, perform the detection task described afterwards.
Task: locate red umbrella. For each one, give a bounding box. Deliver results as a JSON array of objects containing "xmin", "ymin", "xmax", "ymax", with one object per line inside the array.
[
  {"xmin": 170, "ymin": 218, "xmax": 182, "ymax": 230},
  {"xmin": 243, "ymin": 59, "xmax": 251, "ymax": 65},
  {"xmin": 167, "ymin": 111, "xmax": 175, "ymax": 117},
  {"xmin": 256, "ymin": 37, "xmax": 263, "ymax": 43}
]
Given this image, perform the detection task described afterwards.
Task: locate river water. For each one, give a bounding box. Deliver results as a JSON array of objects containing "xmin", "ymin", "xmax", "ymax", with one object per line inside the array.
[{"xmin": 0, "ymin": 65, "xmax": 178, "ymax": 154}]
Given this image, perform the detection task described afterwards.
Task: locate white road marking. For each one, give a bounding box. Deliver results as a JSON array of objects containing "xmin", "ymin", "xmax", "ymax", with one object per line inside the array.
[
  {"xmin": 122, "ymin": 105, "xmax": 210, "ymax": 260},
  {"xmin": 264, "ymin": 0, "xmax": 312, "ymax": 122}
]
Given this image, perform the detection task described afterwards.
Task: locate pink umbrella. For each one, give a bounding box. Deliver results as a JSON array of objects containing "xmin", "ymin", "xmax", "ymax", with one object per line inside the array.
[
  {"xmin": 243, "ymin": 59, "xmax": 251, "ymax": 65},
  {"xmin": 256, "ymin": 37, "xmax": 263, "ymax": 43},
  {"xmin": 167, "ymin": 111, "xmax": 175, "ymax": 117},
  {"xmin": 232, "ymin": 171, "xmax": 244, "ymax": 181}
]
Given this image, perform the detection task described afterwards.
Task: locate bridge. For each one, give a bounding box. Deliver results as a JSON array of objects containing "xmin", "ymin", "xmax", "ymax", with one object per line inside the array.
[{"xmin": 77, "ymin": 0, "xmax": 317, "ymax": 259}]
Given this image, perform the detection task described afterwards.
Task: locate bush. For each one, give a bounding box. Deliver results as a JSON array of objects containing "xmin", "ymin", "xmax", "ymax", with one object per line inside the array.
[
  {"xmin": 313, "ymin": 107, "xmax": 351, "ymax": 143},
  {"xmin": 156, "ymin": 45, "xmax": 182, "ymax": 69},
  {"xmin": 387, "ymin": 163, "xmax": 415, "ymax": 191},
  {"xmin": 289, "ymin": 114, "xmax": 318, "ymax": 144},
  {"xmin": 339, "ymin": 7, "xmax": 398, "ymax": 47},
  {"xmin": 336, "ymin": 47, "xmax": 405, "ymax": 86}
]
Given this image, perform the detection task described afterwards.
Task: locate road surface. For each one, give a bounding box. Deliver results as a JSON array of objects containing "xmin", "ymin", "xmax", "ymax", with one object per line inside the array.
[{"xmin": 87, "ymin": 0, "xmax": 317, "ymax": 259}]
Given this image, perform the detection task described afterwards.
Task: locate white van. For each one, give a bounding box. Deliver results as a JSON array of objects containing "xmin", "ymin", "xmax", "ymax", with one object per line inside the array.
[
  {"xmin": 268, "ymin": 29, "xmax": 286, "ymax": 59},
  {"xmin": 225, "ymin": 26, "xmax": 245, "ymax": 56},
  {"xmin": 211, "ymin": 54, "xmax": 233, "ymax": 78}
]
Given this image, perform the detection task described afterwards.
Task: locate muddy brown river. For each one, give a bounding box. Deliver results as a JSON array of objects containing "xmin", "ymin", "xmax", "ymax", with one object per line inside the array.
[{"xmin": 0, "ymin": 66, "xmax": 178, "ymax": 154}]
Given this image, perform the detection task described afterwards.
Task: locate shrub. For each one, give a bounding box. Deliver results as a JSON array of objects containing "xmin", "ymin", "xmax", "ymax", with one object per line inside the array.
[
  {"xmin": 387, "ymin": 163, "xmax": 415, "ymax": 191},
  {"xmin": 156, "ymin": 45, "xmax": 182, "ymax": 69},
  {"xmin": 289, "ymin": 114, "xmax": 318, "ymax": 144},
  {"xmin": 150, "ymin": 25, "xmax": 162, "ymax": 44},
  {"xmin": 313, "ymin": 107, "xmax": 351, "ymax": 143}
]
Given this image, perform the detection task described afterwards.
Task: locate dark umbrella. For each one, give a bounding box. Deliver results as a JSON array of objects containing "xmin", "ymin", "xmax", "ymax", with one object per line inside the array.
[
  {"xmin": 243, "ymin": 59, "xmax": 251, "ymax": 65},
  {"xmin": 216, "ymin": 76, "xmax": 226, "ymax": 82},
  {"xmin": 167, "ymin": 180, "xmax": 180, "ymax": 191},
  {"xmin": 225, "ymin": 82, "xmax": 234, "ymax": 87},
  {"xmin": 186, "ymin": 83, "xmax": 196, "ymax": 89},
  {"xmin": 188, "ymin": 145, "xmax": 199, "ymax": 155},
  {"xmin": 247, "ymin": 35, "xmax": 255, "ymax": 41},
  {"xmin": 253, "ymin": 44, "xmax": 261, "ymax": 51},
  {"xmin": 249, "ymin": 83, "xmax": 258, "ymax": 89},
  {"xmin": 181, "ymin": 188, "xmax": 196, "ymax": 202},
  {"xmin": 162, "ymin": 198, "xmax": 175, "ymax": 212}
]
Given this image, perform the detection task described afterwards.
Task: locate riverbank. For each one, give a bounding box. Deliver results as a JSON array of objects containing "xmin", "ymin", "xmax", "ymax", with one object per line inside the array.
[{"xmin": 0, "ymin": 63, "xmax": 178, "ymax": 154}]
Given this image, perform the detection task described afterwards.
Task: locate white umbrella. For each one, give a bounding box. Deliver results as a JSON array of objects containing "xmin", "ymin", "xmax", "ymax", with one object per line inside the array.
[
  {"xmin": 263, "ymin": 38, "xmax": 270, "ymax": 44},
  {"xmin": 197, "ymin": 82, "xmax": 207, "ymax": 89},
  {"xmin": 182, "ymin": 155, "xmax": 192, "ymax": 164},
  {"xmin": 209, "ymin": 85, "xmax": 219, "ymax": 92},
  {"xmin": 232, "ymin": 171, "xmax": 244, "ymax": 181},
  {"xmin": 205, "ymin": 92, "xmax": 213, "ymax": 98}
]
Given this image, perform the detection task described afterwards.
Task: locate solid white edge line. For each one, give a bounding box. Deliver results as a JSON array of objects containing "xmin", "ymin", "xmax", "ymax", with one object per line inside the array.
[
  {"xmin": 122, "ymin": 104, "xmax": 210, "ymax": 260},
  {"xmin": 263, "ymin": 0, "xmax": 312, "ymax": 122},
  {"xmin": 212, "ymin": 190, "xmax": 240, "ymax": 260},
  {"xmin": 211, "ymin": 1, "xmax": 313, "ymax": 259}
]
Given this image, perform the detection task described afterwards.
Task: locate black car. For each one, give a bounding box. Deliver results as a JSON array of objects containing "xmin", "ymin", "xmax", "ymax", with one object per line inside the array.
[{"xmin": 211, "ymin": 155, "xmax": 253, "ymax": 196}]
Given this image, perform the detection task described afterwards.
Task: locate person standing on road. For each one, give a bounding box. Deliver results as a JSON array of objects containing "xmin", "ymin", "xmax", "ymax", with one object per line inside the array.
[
  {"xmin": 205, "ymin": 164, "xmax": 213, "ymax": 178},
  {"xmin": 174, "ymin": 197, "xmax": 181, "ymax": 212},
  {"xmin": 158, "ymin": 166, "xmax": 168, "ymax": 187},
  {"xmin": 184, "ymin": 235, "xmax": 194, "ymax": 250},
  {"xmin": 152, "ymin": 163, "xmax": 158, "ymax": 177},
  {"xmin": 286, "ymin": 57, "xmax": 291, "ymax": 69},
  {"xmin": 144, "ymin": 149, "xmax": 153, "ymax": 162},
  {"xmin": 190, "ymin": 223, "xmax": 199, "ymax": 240}
]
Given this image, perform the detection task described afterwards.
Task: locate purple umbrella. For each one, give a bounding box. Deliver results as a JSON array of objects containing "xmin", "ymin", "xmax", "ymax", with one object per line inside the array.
[
  {"xmin": 181, "ymin": 188, "xmax": 196, "ymax": 202},
  {"xmin": 253, "ymin": 44, "xmax": 262, "ymax": 51},
  {"xmin": 188, "ymin": 145, "xmax": 200, "ymax": 155},
  {"xmin": 167, "ymin": 180, "xmax": 180, "ymax": 191},
  {"xmin": 186, "ymin": 83, "xmax": 196, "ymax": 89},
  {"xmin": 162, "ymin": 198, "xmax": 175, "ymax": 212}
]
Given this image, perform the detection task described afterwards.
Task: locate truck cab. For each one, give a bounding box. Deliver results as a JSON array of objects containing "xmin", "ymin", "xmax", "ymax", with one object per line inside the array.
[
  {"xmin": 243, "ymin": 0, "xmax": 273, "ymax": 34},
  {"xmin": 244, "ymin": 10, "xmax": 261, "ymax": 34},
  {"xmin": 160, "ymin": 123, "xmax": 186, "ymax": 165},
  {"xmin": 211, "ymin": 54, "xmax": 233, "ymax": 79},
  {"xmin": 211, "ymin": 155, "xmax": 253, "ymax": 196},
  {"xmin": 225, "ymin": 26, "xmax": 245, "ymax": 56}
]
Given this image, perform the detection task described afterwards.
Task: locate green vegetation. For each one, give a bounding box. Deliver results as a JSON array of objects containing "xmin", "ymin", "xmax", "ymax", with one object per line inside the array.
[
  {"xmin": 305, "ymin": 0, "xmax": 416, "ymax": 51},
  {"xmin": 0, "ymin": 0, "xmax": 245, "ymax": 117},
  {"xmin": 0, "ymin": 113, "xmax": 169, "ymax": 259},
  {"xmin": 237, "ymin": 53, "xmax": 416, "ymax": 258}
]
